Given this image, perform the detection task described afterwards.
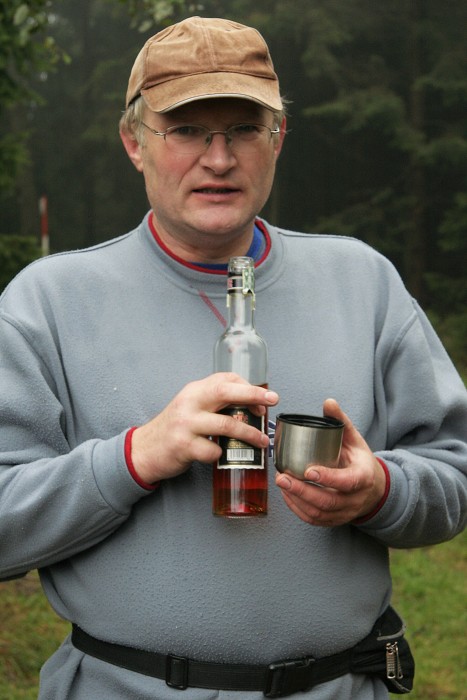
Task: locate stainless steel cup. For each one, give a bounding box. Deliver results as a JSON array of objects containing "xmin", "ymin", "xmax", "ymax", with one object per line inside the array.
[{"xmin": 274, "ymin": 413, "xmax": 344, "ymax": 479}]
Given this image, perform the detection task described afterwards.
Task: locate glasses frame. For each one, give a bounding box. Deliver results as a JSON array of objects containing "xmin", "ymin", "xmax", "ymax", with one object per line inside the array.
[{"xmin": 140, "ymin": 122, "xmax": 281, "ymax": 154}]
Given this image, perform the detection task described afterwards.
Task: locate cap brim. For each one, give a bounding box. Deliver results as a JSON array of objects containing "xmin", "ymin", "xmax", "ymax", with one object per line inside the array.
[{"xmin": 140, "ymin": 72, "xmax": 282, "ymax": 113}]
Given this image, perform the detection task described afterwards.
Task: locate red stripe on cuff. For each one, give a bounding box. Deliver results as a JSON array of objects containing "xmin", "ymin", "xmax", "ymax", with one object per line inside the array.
[
  {"xmin": 124, "ymin": 427, "xmax": 159, "ymax": 491},
  {"xmin": 353, "ymin": 457, "xmax": 390, "ymax": 525}
]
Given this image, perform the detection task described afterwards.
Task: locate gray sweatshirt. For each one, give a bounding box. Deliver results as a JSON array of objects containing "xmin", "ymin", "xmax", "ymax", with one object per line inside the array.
[{"xmin": 0, "ymin": 214, "xmax": 466, "ymax": 699}]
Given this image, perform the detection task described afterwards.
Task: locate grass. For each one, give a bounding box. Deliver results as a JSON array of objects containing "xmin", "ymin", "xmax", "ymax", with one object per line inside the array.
[
  {"xmin": 0, "ymin": 574, "xmax": 69, "ymax": 700},
  {"xmin": 389, "ymin": 531, "xmax": 467, "ymax": 700},
  {"xmin": 0, "ymin": 531, "xmax": 465, "ymax": 698}
]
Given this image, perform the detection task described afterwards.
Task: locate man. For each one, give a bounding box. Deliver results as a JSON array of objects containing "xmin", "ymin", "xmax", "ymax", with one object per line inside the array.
[{"xmin": 0, "ymin": 16, "xmax": 466, "ymax": 700}]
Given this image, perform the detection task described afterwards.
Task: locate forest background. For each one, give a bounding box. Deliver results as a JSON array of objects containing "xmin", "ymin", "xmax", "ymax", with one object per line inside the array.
[
  {"xmin": 0, "ymin": 2, "xmax": 466, "ymax": 698},
  {"xmin": 1, "ymin": 0, "xmax": 467, "ymax": 374}
]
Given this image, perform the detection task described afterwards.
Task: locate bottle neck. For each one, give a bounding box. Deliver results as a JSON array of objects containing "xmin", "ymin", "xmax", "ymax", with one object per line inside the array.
[{"xmin": 226, "ymin": 291, "xmax": 255, "ymax": 330}]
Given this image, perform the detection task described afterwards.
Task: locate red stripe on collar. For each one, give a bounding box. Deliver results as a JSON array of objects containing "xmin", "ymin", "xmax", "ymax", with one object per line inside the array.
[{"xmin": 148, "ymin": 212, "xmax": 271, "ymax": 273}]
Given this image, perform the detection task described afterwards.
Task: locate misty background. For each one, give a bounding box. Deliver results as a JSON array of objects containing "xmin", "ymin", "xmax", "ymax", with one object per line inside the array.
[{"xmin": 1, "ymin": 0, "xmax": 466, "ymax": 371}]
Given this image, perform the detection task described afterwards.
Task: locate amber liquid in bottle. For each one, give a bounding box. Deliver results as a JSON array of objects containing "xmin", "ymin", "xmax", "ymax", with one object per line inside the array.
[{"xmin": 213, "ymin": 257, "xmax": 268, "ymax": 517}]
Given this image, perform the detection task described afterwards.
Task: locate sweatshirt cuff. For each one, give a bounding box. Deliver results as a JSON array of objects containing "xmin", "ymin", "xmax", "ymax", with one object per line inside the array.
[
  {"xmin": 353, "ymin": 457, "xmax": 390, "ymax": 525},
  {"xmin": 91, "ymin": 433, "xmax": 154, "ymax": 513},
  {"xmin": 124, "ymin": 427, "xmax": 159, "ymax": 491}
]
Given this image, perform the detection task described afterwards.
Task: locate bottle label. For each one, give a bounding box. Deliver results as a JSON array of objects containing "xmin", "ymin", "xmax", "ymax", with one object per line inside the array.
[{"xmin": 218, "ymin": 407, "xmax": 265, "ymax": 469}]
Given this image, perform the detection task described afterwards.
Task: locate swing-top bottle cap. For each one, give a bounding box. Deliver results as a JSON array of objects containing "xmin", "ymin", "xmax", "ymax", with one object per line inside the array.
[{"xmin": 227, "ymin": 256, "xmax": 255, "ymax": 294}]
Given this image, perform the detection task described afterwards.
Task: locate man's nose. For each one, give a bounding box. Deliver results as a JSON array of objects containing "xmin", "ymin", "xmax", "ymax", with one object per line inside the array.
[{"xmin": 199, "ymin": 132, "xmax": 237, "ymax": 170}]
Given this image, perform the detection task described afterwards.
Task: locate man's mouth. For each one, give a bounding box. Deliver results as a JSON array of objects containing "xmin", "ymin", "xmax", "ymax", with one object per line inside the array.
[{"xmin": 194, "ymin": 187, "xmax": 238, "ymax": 194}]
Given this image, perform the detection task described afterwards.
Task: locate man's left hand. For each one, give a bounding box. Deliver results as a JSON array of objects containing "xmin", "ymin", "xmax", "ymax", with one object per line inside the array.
[{"xmin": 275, "ymin": 398, "xmax": 387, "ymax": 526}]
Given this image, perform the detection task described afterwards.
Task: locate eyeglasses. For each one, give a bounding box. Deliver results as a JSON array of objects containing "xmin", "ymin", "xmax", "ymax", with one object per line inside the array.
[{"xmin": 140, "ymin": 122, "xmax": 280, "ymax": 155}]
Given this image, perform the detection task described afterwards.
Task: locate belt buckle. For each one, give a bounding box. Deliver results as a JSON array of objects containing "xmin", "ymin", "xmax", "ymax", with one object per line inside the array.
[
  {"xmin": 264, "ymin": 657, "xmax": 315, "ymax": 698},
  {"xmin": 165, "ymin": 653, "xmax": 188, "ymax": 690}
]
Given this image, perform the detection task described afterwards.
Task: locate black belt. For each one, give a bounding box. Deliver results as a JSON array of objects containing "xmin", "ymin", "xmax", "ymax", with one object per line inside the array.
[
  {"xmin": 71, "ymin": 605, "xmax": 414, "ymax": 697},
  {"xmin": 72, "ymin": 624, "xmax": 353, "ymax": 697}
]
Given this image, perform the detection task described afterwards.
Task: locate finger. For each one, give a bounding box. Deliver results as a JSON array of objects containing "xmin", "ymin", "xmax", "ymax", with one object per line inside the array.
[
  {"xmin": 280, "ymin": 489, "xmax": 315, "ymax": 524},
  {"xmin": 189, "ymin": 435, "xmax": 222, "ymax": 464},
  {"xmin": 279, "ymin": 486, "xmax": 344, "ymax": 527},
  {"xmin": 210, "ymin": 374, "xmax": 279, "ymax": 411},
  {"xmin": 322, "ymin": 397, "xmax": 346, "ymax": 421},
  {"xmin": 203, "ymin": 411, "xmax": 270, "ymax": 448},
  {"xmin": 323, "ymin": 398, "xmax": 367, "ymax": 451},
  {"xmin": 303, "ymin": 464, "xmax": 360, "ymax": 493},
  {"xmin": 276, "ymin": 472, "xmax": 344, "ymax": 512}
]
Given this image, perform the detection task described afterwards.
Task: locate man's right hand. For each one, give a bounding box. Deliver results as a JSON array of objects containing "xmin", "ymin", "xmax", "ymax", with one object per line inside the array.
[{"xmin": 130, "ymin": 373, "xmax": 279, "ymax": 484}]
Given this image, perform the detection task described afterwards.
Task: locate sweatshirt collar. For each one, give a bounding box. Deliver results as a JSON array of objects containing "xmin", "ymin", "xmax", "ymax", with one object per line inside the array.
[{"xmin": 148, "ymin": 212, "xmax": 271, "ymax": 275}]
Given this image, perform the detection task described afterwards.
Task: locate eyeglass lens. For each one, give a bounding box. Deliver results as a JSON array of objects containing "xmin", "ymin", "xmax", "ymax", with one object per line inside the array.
[{"xmin": 165, "ymin": 124, "xmax": 274, "ymax": 154}]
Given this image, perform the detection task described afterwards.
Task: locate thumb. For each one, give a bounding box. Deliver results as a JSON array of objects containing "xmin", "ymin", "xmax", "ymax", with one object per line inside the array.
[
  {"xmin": 323, "ymin": 398, "xmax": 366, "ymax": 451},
  {"xmin": 323, "ymin": 397, "xmax": 346, "ymax": 423}
]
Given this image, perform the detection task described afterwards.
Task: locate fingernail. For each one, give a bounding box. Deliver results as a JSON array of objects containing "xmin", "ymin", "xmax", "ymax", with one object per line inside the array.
[
  {"xmin": 265, "ymin": 391, "xmax": 279, "ymax": 403},
  {"xmin": 305, "ymin": 468, "xmax": 320, "ymax": 482},
  {"xmin": 278, "ymin": 475, "xmax": 292, "ymax": 490}
]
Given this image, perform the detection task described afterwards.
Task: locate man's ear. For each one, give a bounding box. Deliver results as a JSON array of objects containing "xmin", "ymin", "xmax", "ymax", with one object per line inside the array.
[{"xmin": 120, "ymin": 129, "xmax": 144, "ymax": 172}]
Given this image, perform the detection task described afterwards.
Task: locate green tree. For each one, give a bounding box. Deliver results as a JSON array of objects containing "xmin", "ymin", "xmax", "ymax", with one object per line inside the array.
[
  {"xmin": 0, "ymin": 0, "xmax": 66, "ymax": 198},
  {"xmin": 296, "ymin": 1, "xmax": 467, "ymax": 307},
  {"xmin": 12, "ymin": 0, "xmax": 152, "ymax": 249},
  {"xmin": 1, "ymin": 0, "xmax": 465, "ymax": 368},
  {"xmin": 0, "ymin": 235, "xmax": 41, "ymax": 293}
]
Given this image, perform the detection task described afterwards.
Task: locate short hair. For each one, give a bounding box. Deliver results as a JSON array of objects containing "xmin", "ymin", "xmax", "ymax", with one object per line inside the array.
[{"xmin": 119, "ymin": 96, "xmax": 146, "ymax": 144}]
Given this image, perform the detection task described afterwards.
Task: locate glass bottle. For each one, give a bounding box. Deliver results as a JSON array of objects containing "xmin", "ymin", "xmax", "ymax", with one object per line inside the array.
[{"xmin": 213, "ymin": 256, "xmax": 268, "ymax": 517}]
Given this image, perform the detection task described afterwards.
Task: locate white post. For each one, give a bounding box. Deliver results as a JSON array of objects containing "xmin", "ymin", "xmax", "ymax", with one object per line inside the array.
[{"xmin": 39, "ymin": 195, "xmax": 49, "ymax": 257}]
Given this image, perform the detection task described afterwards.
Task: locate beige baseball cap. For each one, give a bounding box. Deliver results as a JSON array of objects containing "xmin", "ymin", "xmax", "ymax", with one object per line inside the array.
[{"xmin": 125, "ymin": 16, "xmax": 282, "ymax": 113}]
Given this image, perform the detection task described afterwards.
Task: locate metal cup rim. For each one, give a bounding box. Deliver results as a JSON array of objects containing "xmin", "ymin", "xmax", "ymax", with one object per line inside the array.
[{"xmin": 276, "ymin": 413, "xmax": 344, "ymax": 429}]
